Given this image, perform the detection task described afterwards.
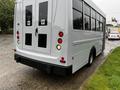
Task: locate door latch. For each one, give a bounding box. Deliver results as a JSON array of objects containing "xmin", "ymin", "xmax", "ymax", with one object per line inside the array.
[{"xmin": 35, "ymin": 28, "xmax": 38, "ymax": 36}]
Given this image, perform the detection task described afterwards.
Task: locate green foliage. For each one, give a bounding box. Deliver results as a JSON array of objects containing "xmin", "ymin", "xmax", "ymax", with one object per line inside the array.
[
  {"xmin": 0, "ymin": 0, "xmax": 15, "ymax": 31},
  {"xmin": 83, "ymin": 47, "xmax": 120, "ymax": 90}
]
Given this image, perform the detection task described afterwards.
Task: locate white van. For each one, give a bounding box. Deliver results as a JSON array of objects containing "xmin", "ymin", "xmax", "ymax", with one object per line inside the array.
[
  {"xmin": 108, "ymin": 28, "xmax": 120, "ymax": 40},
  {"xmin": 14, "ymin": 0, "xmax": 106, "ymax": 75}
]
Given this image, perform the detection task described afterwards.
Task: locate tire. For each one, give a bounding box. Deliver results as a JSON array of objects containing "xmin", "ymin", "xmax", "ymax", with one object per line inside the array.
[{"xmin": 88, "ymin": 51, "xmax": 94, "ymax": 66}]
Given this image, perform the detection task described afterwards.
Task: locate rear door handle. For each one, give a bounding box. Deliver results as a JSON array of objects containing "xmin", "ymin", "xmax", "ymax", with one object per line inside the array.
[{"xmin": 35, "ymin": 28, "xmax": 38, "ymax": 36}]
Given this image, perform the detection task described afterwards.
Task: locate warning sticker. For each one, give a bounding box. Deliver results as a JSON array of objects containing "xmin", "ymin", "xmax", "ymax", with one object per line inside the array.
[{"xmin": 41, "ymin": 19, "xmax": 45, "ymax": 25}]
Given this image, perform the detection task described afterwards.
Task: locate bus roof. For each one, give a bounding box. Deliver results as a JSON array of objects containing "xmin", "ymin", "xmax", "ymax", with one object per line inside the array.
[
  {"xmin": 16, "ymin": 0, "xmax": 106, "ymax": 18},
  {"xmin": 84, "ymin": 0, "xmax": 106, "ymax": 17}
]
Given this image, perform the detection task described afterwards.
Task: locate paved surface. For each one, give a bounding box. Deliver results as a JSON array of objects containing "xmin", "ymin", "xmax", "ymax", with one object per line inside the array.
[{"xmin": 0, "ymin": 35, "xmax": 120, "ymax": 90}]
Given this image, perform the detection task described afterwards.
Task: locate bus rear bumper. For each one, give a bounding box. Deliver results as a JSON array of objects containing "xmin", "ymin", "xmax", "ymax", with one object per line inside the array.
[{"xmin": 15, "ymin": 54, "xmax": 72, "ymax": 76}]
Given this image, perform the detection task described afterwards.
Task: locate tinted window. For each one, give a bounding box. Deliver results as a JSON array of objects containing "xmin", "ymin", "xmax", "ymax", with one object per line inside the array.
[
  {"xmin": 85, "ymin": 15, "xmax": 91, "ymax": 30},
  {"xmin": 84, "ymin": 3, "xmax": 90, "ymax": 16},
  {"xmin": 96, "ymin": 20, "xmax": 100, "ymax": 31},
  {"xmin": 26, "ymin": 5, "xmax": 32, "ymax": 26},
  {"xmin": 100, "ymin": 16, "xmax": 103, "ymax": 22},
  {"xmin": 73, "ymin": 9, "xmax": 83, "ymax": 30},
  {"xmin": 84, "ymin": 3, "xmax": 91, "ymax": 30},
  {"xmin": 91, "ymin": 18, "xmax": 96, "ymax": 31},
  {"xmin": 39, "ymin": 1, "xmax": 48, "ymax": 26},
  {"xmin": 100, "ymin": 16, "xmax": 104, "ymax": 32},
  {"xmin": 96, "ymin": 13, "xmax": 100, "ymax": 20},
  {"xmin": 103, "ymin": 18, "xmax": 106, "ymax": 32},
  {"xmin": 100, "ymin": 22, "xmax": 103, "ymax": 31},
  {"xmin": 73, "ymin": 0, "xmax": 83, "ymax": 12},
  {"xmin": 91, "ymin": 9, "xmax": 96, "ymax": 18}
]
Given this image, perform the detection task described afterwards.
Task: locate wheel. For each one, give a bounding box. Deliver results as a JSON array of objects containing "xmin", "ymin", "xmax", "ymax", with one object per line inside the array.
[{"xmin": 88, "ymin": 51, "xmax": 94, "ymax": 66}]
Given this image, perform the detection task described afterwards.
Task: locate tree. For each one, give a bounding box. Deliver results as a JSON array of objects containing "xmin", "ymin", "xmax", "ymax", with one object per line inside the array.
[{"xmin": 0, "ymin": 0, "xmax": 15, "ymax": 31}]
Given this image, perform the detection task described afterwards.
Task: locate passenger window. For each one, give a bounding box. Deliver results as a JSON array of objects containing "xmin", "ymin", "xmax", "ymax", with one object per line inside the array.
[
  {"xmin": 95, "ymin": 13, "xmax": 100, "ymax": 31},
  {"xmin": 100, "ymin": 22, "xmax": 103, "ymax": 31},
  {"xmin": 84, "ymin": 3, "xmax": 91, "ymax": 30},
  {"xmin": 100, "ymin": 16, "xmax": 103, "ymax": 32},
  {"xmin": 84, "ymin": 3, "xmax": 90, "ymax": 16},
  {"xmin": 91, "ymin": 18, "xmax": 96, "ymax": 31},
  {"xmin": 85, "ymin": 15, "xmax": 91, "ymax": 30},
  {"xmin": 73, "ymin": 0, "xmax": 83, "ymax": 12},
  {"xmin": 39, "ymin": 1, "xmax": 48, "ymax": 26},
  {"xmin": 26, "ymin": 5, "xmax": 32, "ymax": 26},
  {"xmin": 91, "ymin": 9, "xmax": 96, "ymax": 31},
  {"xmin": 103, "ymin": 18, "xmax": 106, "ymax": 32},
  {"xmin": 91, "ymin": 9, "xmax": 96, "ymax": 19},
  {"xmin": 96, "ymin": 13, "xmax": 100, "ymax": 21},
  {"xmin": 100, "ymin": 16, "xmax": 103, "ymax": 22},
  {"xmin": 73, "ymin": 9, "xmax": 83, "ymax": 30},
  {"xmin": 96, "ymin": 20, "xmax": 100, "ymax": 31}
]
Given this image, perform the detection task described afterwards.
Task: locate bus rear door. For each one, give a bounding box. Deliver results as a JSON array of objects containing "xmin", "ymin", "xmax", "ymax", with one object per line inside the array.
[{"xmin": 23, "ymin": 0, "xmax": 52, "ymax": 54}]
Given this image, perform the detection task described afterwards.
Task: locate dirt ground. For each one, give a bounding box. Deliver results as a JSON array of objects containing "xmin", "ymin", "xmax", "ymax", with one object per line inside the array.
[{"xmin": 0, "ymin": 35, "xmax": 120, "ymax": 90}]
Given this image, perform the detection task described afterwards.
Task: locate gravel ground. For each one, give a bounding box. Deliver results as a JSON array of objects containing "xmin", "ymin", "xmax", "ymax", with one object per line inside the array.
[{"xmin": 0, "ymin": 35, "xmax": 120, "ymax": 90}]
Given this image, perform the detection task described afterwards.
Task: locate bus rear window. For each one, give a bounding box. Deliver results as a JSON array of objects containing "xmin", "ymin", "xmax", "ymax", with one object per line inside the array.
[
  {"xmin": 39, "ymin": 1, "xmax": 48, "ymax": 26},
  {"xmin": 26, "ymin": 5, "xmax": 32, "ymax": 26}
]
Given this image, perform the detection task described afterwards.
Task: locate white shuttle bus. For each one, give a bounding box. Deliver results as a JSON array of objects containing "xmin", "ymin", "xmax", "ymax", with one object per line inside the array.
[{"xmin": 14, "ymin": 0, "xmax": 106, "ymax": 75}]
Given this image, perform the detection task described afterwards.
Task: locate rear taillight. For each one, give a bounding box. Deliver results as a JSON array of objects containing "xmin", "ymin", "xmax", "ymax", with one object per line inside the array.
[
  {"xmin": 17, "ymin": 31, "xmax": 19, "ymax": 35},
  {"xmin": 17, "ymin": 31, "xmax": 19, "ymax": 38},
  {"xmin": 59, "ymin": 32, "xmax": 64, "ymax": 37},
  {"xmin": 58, "ymin": 38, "xmax": 63, "ymax": 44},
  {"xmin": 16, "ymin": 31, "xmax": 20, "ymax": 44},
  {"xmin": 60, "ymin": 57, "xmax": 66, "ymax": 64},
  {"xmin": 56, "ymin": 32, "xmax": 64, "ymax": 50}
]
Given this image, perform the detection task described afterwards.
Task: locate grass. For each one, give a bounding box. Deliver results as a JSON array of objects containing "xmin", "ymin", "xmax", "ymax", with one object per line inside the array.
[{"xmin": 82, "ymin": 47, "xmax": 120, "ymax": 90}]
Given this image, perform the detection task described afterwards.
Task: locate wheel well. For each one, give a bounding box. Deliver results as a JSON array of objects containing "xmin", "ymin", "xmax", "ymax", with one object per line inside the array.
[{"xmin": 91, "ymin": 47, "xmax": 96, "ymax": 59}]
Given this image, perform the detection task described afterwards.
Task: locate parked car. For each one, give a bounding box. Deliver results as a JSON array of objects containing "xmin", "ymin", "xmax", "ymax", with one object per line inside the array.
[{"xmin": 108, "ymin": 32, "xmax": 120, "ymax": 40}]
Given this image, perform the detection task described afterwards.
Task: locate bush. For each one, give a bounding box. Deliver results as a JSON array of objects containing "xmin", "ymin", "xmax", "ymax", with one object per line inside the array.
[
  {"xmin": 0, "ymin": 0, "xmax": 15, "ymax": 32},
  {"xmin": 0, "ymin": 28, "xmax": 13, "ymax": 34}
]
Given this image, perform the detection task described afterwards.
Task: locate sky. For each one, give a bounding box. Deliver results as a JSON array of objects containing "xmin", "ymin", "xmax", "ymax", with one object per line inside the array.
[{"xmin": 92, "ymin": 0, "xmax": 120, "ymax": 24}]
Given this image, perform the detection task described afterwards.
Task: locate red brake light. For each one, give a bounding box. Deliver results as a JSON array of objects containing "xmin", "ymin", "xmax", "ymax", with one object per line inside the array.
[
  {"xmin": 16, "ymin": 31, "xmax": 20, "ymax": 40},
  {"xmin": 17, "ymin": 31, "xmax": 19, "ymax": 35},
  {"xmin": 60, "ymin": 57, "xmax": 66, "ymax": 63},
  {"xmin": 58, "ymin": 38, "xmax": 63, "ymax": 44},
  {"xmin": 56, "ymin": 32, "xmax": 64, "ymax": 50},
  {"xmin": 17, "ymin": 36, "xmax": 19, "ymax": 39},
  {"xmin": 59, "ymin": 32, "xmax": 64, "ymax": 37}
]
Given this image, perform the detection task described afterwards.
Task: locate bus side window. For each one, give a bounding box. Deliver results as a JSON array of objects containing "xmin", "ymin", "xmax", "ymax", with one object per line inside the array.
[
  {"xmin": 91, "ymin": 9, "xmax": 96, "ymax": 31},
  {"xmin": 73, "ymin": 9, "xmax": 83, "ymax": 30},
  {"xmin": 73, "ymin": 0, "xmax": 83, "ymax": 30},
  {"xmin": 96, "ymin": 13, "xmax": 100, "ymax": 31},
  {"xmin": 84, "ymin": 3, "xmax": 91, "ymax": 30}
]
